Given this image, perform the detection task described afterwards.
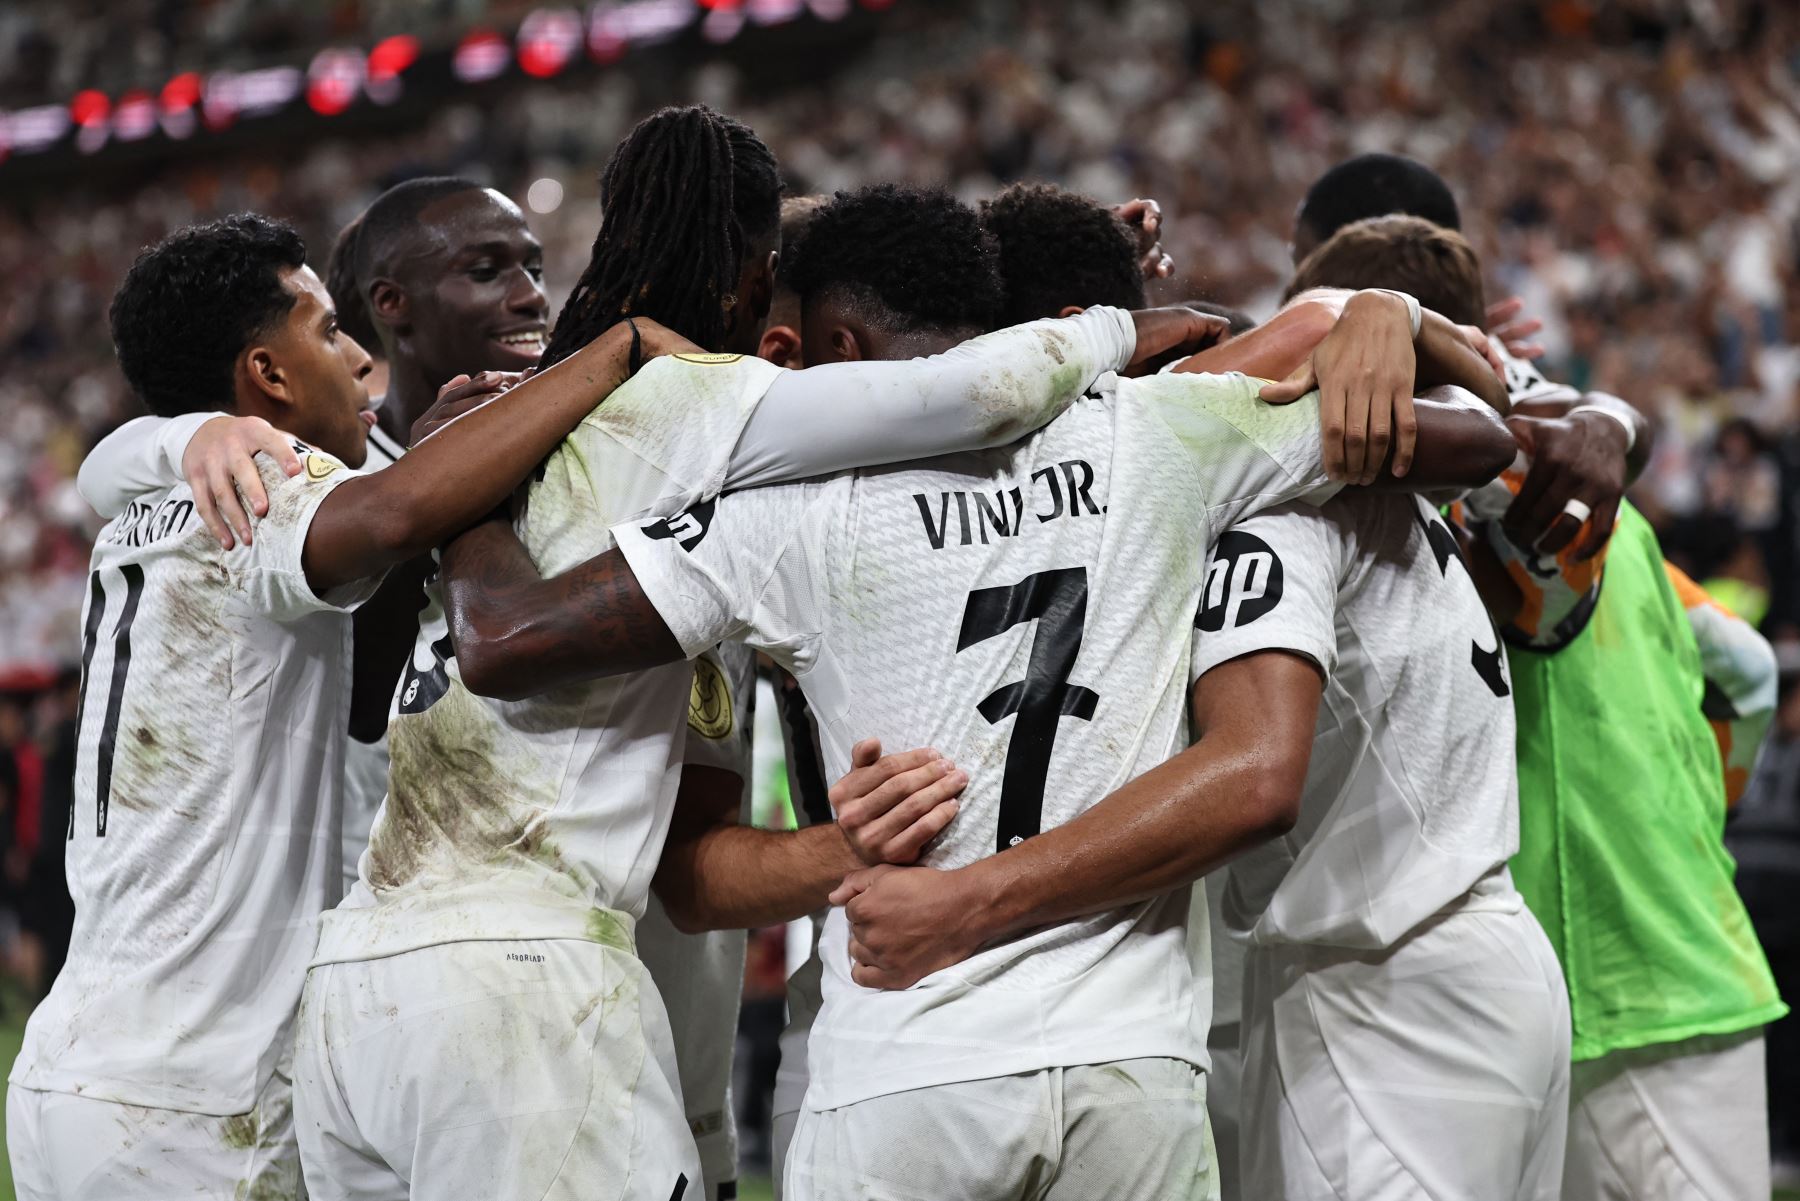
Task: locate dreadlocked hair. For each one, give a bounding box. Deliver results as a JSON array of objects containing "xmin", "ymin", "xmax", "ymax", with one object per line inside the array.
[{"xmin": 541, "ymin": 105, "xmax": 780, "ymax": 369}]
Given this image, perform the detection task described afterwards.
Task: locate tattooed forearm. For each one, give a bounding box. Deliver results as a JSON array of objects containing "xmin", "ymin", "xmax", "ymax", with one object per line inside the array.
[{"xmin": 440, "ymin": 513, "xmax": 682, "ymax": 700}]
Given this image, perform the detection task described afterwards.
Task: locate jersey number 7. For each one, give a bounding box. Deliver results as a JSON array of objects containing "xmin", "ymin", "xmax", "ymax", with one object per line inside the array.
[{"xmin": 958, "ymin": 567, "xmax": 1100, "ymax": 854}]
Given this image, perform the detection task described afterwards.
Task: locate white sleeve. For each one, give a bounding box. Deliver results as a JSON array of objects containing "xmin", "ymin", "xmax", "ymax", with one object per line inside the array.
[
  {"xmin": 721, "ymin": 306, "xmax": 1138, "ymax": 489},
  {"xmin": 1190, "ymin": 503, "xmax": 1344, "ymax": 686},
  {"xmin": 78, "ymin": 412, "xmax": 224, "ymax": 518},
  {"xmin": 680, "ymin": 646, "xmax": 755, "ymax": 778},
  {"xmin": 227, "ymin": 444, "xmax": 381, "ymax": 623},
  {"xmin": 611, "ymin": 481, "xmax": 831, "ymax": 673},
  {"xmin": 1132, "ymin": 372, "xmax": 1341, "ymax": 532}
]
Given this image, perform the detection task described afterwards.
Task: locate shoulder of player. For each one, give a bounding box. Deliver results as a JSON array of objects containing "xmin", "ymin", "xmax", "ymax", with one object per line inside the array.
[
  {"xmin": 263, "ymin": 439, "xmax": 351, "ymax": 489},
  {"xmin": 241, "ymin": 439, "xmax": 356, "ymax": 541},
  {"xmin": 1115, "ymin": 369, "xmax": 1293, "ymax": 436},
  {"xmin": 582, "ymin": 353, "xmax": 780, "ymax": 421}
]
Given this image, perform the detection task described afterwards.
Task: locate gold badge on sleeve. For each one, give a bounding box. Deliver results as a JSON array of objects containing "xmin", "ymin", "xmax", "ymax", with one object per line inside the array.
[
  {"xmin": 303, "ymin": 452, "xmax": 341, "ymax": 481},
  {"xmin": 673, "ymin": 352, "xmax": 744, "ymax": 365},
  {"xmin": 687, "ymin": 657, "xmax": 733, "ymax": 740}
]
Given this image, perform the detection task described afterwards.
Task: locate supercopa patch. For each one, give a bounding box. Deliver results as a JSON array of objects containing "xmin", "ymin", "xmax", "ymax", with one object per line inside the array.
[
  {"xmin": 687, "ymin": 656, "xmax": 733, "ymax": 741},
  {"xmin": 303, "ymin": 452, "xmax": 341, "ymax": 481},
  {"xmin": 1196, "ymin": 531, "xmax": 1284, "ymax": 631},
  {"xmin": 673, "ymin": 352, "xmax": 744, "ymax": 365}
]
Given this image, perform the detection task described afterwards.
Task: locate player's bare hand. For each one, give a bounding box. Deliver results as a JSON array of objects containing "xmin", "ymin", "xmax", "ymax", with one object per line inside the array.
[
  {"xmin": 1458, "ymin": 324, "xmax": 1508, "ymax": 381},
  {"xmin": 1127, "ymin": 307, "xmax": 1232, "ymax": 375},
  {"xmin": 410, "ymin": 371, "xmax": 525, "ymax": 447},
  {"xmin": 1262, "ymin": 289, "xmax": 1416, "ymax": 483},
  {"xmin": 181, "ymin": 415, "xmax": 301, "ymax": 550},
  {"xmin": 832, "ymin": 738, "xmax": 965, "ymax": 867},
  {"xmin": 831, "ymin": 864, "xmax": 989, "ymax": 989},
  {"xmin": 1486, "ymin": 297, "xmax": 1545, "ymax": 361},
  {"xmin": 1501, "ymin": 407, "xmax": 1628, "ymax": 560},
  {"xmin": 1112, "ymin": 198, "xmax": 1174, "ymax": 280}
]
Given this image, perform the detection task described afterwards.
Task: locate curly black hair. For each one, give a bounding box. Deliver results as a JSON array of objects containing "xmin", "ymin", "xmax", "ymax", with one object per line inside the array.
[
  {"xmin": 109, "ymin": 213, "xmax": 307, "ymax": 417},
  {"xmin": 785, "ymin": 184, "xmax": 1003, "ymax": 336},
  {"xmin": 980, "ymin": 183, "xmax": 1144, "ymax": 324}
]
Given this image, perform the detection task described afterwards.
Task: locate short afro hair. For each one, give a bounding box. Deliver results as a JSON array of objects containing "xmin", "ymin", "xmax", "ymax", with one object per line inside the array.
[
  {"xmin": 324, "ymin": 212, "xmax": 381, "ymax": 352},
  {"xmin": 1295, "ymin": 153, "xmax": 1460, "ymax": 249},
  {"xmin": 785, "ymin": 184, "xmax": 1003, "ymax": 336},
  {"xmin": 326, "ymin": 176, "xmax": 485, "ymax": 352},
  {"xmin": 981, "ymin": 183, "xmax": 1145, "ymax": 323},
  {"xmin": 109, "ymin": 213, "xmax": 307, "ymax": 418}
]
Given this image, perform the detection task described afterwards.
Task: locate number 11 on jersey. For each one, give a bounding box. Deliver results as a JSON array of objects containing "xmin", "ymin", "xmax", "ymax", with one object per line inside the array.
[{"xmin": 957, "ymin": 567, "xmax": 1100, "ymax": 853}]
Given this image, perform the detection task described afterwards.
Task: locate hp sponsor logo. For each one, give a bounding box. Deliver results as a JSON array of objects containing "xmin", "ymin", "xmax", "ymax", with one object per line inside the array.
[{"xmin": 1196, "ymin": 531, "xmax": 1284, "ymax": 631}]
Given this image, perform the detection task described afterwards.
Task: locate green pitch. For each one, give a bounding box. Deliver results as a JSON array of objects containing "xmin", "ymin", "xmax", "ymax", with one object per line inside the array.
[{"xmin": 0, "ymin": 996, "xmax": 21, "ymax": 1200}]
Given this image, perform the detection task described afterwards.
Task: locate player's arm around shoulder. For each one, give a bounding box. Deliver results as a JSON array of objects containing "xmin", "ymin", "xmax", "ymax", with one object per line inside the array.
[
  {"xmin": 302, "ymin": 321, "xmax": 666, "ymax": 598},
  {"xmin": 228, "ymin": 441, "xmax": 378, "ymax": 620}
]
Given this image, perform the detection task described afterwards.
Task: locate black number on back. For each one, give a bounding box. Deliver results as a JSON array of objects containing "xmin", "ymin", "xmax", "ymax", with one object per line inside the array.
[
  {"xmin": 72, "ymin": 564, "xmax": 146, "ymax": 837},
  {"xmin": 1418, "ymin": 512, "xmax": 1510, "ymax": 699},
  {"xmin": 957, "ymin": 567, "xmax": 1100, "ymax": 853}
]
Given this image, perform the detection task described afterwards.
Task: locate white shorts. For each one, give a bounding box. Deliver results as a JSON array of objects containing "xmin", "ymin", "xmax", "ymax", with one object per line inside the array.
[
  {"xmin": 293, "ymin": 937, "xmax": 700, "ymax": 1201},
  {"xmin": 1241, "ymin": 902, "xmax": 1571, "ymax": 1201},
  {"xmin": 1563, "ymin": 1028, "xmax": 1769, "ymax": 1201},
  {"xmin": 784, "ymin": 1058, "xmax": 1216, "ymax": 1201},
  {"xmin": 7, "ymin": 1065, "xmax": 299, "ymax": 1200}
]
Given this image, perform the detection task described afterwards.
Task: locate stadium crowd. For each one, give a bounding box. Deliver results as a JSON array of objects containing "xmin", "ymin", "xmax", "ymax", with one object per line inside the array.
[
  {"xmin": 1, "ymin": 0, "xmax": 1799, "ymax": 1190},
  {"xmin": 7, "ymin": 0, "xmax": 1800, "ymax": 684}
]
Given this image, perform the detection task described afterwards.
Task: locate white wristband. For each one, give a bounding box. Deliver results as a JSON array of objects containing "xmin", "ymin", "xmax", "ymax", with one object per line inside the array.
[
  {"xmin": 1368, "ymin": 289, "xmax": 1423, "ymax": 339},
  {"xmin": 1569, "ymin": 404, "xmax": 1637, "ymax": 455}
]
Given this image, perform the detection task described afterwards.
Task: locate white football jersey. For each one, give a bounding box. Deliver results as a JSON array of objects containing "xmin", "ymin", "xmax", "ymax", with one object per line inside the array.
[
  {"xmin": 1190, "ymin": 494, "xmax": 1520, "ymax": 951},
  {"xmin": 11, "ymin": 447, "xmax": 374, "ymax": 1115},
  {"xmin": 314, "ymin": 310, "xmax": 1139, "ymax": 966},
  {"xmin": 315, "ymin": 353, "xmax": 787, "ymax": 964},
  {"xmin": 638, "ymin": 643, "xmax": 756, "ymax": 1191},
  {"xmin": 614, "ymin": 371, "xmax": 1338, "ymax": 1110}
]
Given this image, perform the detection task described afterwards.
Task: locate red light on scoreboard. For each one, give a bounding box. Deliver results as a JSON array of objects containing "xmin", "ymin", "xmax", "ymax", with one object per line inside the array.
[
  {"xmin": 366, "ymin": 35, "xmax": 419, "ymax": 80},
  {"xmin": 517, "ymin": 9, "xmax": 583, "ymax": 78},
  {"xmin": 69, "ymin": 90, "xmax": 111, "ymax": 128},
  {"xmin": 454, "ymin": 29, "xmax": 512, "ymax": 82},
  {"xmin": 160, "ymin": 72, "xmax": 202, "ymax": 114},
  {"xmin": 307, "ymin": 49, "xmax": 365, "ymax": 115}
]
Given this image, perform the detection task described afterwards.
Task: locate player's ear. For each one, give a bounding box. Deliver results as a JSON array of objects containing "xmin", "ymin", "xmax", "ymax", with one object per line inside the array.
[
  {"xmin": 758, "ymin": 324, "xmax": 802, "ymax": 369},
  {"xmin": 368, "ymin": 277, "xmax": 409, "ymax": 332},
  {"xmin": 829, "ymin": 324, "xmax": 864, "ymax": 364},
  {"xmin": 241, "ymin": 344, "xmax": 292, "ymax": 405},
  {"xmin": 1058, "ymin": 304, "xmax": 1086, "ymax": 319}
]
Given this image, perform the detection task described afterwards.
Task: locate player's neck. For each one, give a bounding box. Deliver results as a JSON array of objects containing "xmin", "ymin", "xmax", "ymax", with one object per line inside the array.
[{"xmin": 379, "ymin": 357, "xmax": 440, "ymax": 445}]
